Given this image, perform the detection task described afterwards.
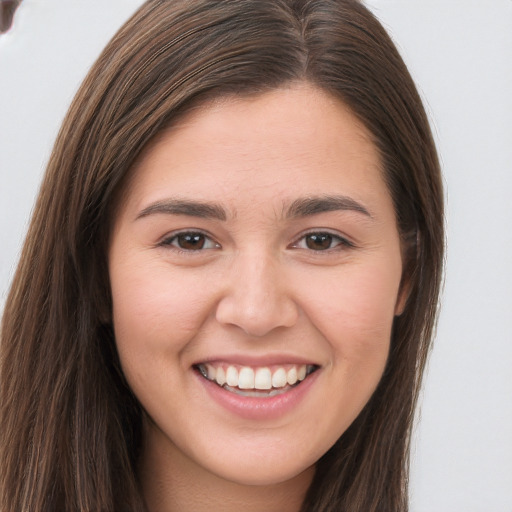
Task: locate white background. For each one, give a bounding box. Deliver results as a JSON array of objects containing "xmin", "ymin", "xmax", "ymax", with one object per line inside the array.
[{"xmin": 1, "ymin": 1, "xmax": 511, "ymax": 510}]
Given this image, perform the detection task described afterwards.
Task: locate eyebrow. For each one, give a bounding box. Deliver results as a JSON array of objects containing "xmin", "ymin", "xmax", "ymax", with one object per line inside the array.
[
  {"xmin": 135, "ymin": 194, "xmax": 372, "ymax": 222},
  {"xmin": 136, "ymin": 199, "xmax": 227, "ymax": 221},
  {"xmin": 285, "ymin": 195, "xmax": 372, "ymax": 219}
]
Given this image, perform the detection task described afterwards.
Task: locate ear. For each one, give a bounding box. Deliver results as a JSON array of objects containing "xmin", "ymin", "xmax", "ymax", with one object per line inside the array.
[
  {"xmin": 95, "ymin": 274, "xmax": 113, "ymax": 325},
  {"xmin": 394, "ymin": 229, "xmax": 419, "ymax": 316},
  {"xmin": 98, "ymin": 306, "xmax": 112, "ymax": 326},
  {"xmin": 394, "ymin": 277, "xmax": 411, "ymax": 316}
]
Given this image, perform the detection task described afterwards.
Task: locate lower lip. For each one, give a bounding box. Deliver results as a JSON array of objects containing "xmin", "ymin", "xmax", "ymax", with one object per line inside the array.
[{"xmin": 196, "ymin": 370, "xmax": 320, "ymax": 421}]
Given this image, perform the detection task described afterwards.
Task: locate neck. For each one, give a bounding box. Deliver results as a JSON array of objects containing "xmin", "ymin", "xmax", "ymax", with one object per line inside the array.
[{"xmin": 139, "ymin": 422, "xmax": 314, "ymax": 512}]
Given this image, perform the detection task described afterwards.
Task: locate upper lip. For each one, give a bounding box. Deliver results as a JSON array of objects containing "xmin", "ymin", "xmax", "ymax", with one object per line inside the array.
[{"xmin": 191, "ymin": 353, "xmax": 321, "ymax": 368}]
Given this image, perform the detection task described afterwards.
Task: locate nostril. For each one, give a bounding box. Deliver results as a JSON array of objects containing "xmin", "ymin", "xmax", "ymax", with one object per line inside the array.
[
  {"xmin": 0, "ymin": 0, "xmax": 22, "ymax": 34},
  {"xmin": 214, "ymin": 260, "xmax": 299, "ymax": 336}
]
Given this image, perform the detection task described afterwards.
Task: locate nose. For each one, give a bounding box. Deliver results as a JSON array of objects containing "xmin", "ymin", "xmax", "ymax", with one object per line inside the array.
[{"xmin": 215, "ymin": 251, "xmax": 299, "ymax": 337}]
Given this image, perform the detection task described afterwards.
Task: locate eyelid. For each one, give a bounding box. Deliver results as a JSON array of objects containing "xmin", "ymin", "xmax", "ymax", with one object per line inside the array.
[
  {"xmin": 157, "ymin": 228, "xmax": 354, "ymax": 253},
  {"xmin": 158, "ymin": 229, "xmax": 221, "ymax": 251},
  {"xmin": 289, "ymin": 229, "xmax": 355, "ymax": 251}
]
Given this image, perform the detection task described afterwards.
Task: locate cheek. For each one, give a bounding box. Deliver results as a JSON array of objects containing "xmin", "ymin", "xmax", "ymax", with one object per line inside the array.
[
  {"xmin": 278, "ymin": 259, "xmax": 401, "ymax": 448},
  {"xmin": 299, "ymin": 257, "xmax": 402, "ymax": 362},
  {"xmin": 110, "ymin": 258, "xmax": 213, "ymax": 362}
]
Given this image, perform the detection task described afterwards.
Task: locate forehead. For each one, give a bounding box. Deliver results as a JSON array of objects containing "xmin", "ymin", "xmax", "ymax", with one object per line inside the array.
[{"xmin": 120, "ymin": 83, "xmax": 388, "ymax": 219}]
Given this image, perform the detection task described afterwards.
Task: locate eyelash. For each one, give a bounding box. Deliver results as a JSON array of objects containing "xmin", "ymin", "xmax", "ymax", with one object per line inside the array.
[
  {"xmin": 159, "ymin": 230, "xmax": 354, "ymax": 254},
  {"xmin": 290, "ymin": 231, "xmax": 354, "ymax": 252},
  {"xmin": 159, "ymin": 231, "xmax": 220, "ymax": 253}
]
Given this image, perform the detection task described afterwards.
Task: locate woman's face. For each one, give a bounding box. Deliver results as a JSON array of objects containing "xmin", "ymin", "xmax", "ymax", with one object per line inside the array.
[{"xmin": 109, "ymin": 84, "xmax": 406, "ymax": 487}]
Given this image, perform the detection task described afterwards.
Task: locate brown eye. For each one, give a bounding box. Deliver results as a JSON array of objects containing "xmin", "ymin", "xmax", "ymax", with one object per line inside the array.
[
  {"xmin": 176, "ymin": 233, "xmax": 206, "ymax": 250},
  {"xmin": 162, "ymin": 231, "xmax": 219, "ymax": 252},
  {"xmin": 305, "ymin": 233, "xmax": 334, "ymax": 250}
]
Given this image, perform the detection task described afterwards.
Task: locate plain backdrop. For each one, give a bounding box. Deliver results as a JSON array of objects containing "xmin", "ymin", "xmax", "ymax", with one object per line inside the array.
[{"xmin": 1, "ymin": 1, "xmax": 511, "ymax": 511}]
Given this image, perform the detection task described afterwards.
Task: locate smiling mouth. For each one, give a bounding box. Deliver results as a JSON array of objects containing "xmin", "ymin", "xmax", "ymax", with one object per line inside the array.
[{"xmin": 195, "ymin": 363, "xmax": 318, "ymax": 397}]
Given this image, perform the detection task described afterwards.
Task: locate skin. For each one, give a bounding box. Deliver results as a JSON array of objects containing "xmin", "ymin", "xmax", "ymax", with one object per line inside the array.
[{"xmin": 109, "ymin": 83, "xmax": 407, "ymax": 512}]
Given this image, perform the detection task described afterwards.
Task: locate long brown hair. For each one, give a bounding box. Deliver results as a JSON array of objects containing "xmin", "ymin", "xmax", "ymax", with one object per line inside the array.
[{"xmin": 0, "ymin": 1, "xmax": 444, "ymax": 510}]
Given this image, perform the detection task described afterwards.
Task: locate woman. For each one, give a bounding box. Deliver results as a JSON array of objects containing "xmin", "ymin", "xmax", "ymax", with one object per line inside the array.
[{"xmin": 0, "ymin": 0, "xmax": 444, "ymax": 510}]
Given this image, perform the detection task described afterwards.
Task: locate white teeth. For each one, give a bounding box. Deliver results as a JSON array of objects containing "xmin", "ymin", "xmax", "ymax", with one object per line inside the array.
[
  {"xmin": 200, "ymin": 363, "xmax": 314, "ymax": 391},
  {"xmin": 238, "ymin": 367, "xmax": 255, "ymax": 389},
  {"xmin": 215, "ymin": 367, "xmax": 226, "ymax": 386},
  {"xmin": 226, "ymin": 366, "xmax": 238, "ymax": 387},
  {"xmin": 207, "ymin": 365, "xmax": 216, "ymax": 380},
  {"xmin": 271, "ymin": 368, "xmax": 287, "ymax": 388},
  {"xmin": 254, "ymin": 367, "xmax": 272, "ymax": 390},
  {"xmin": 287, "ymin": 367, "xmax": 298, "ymax": 385}
]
